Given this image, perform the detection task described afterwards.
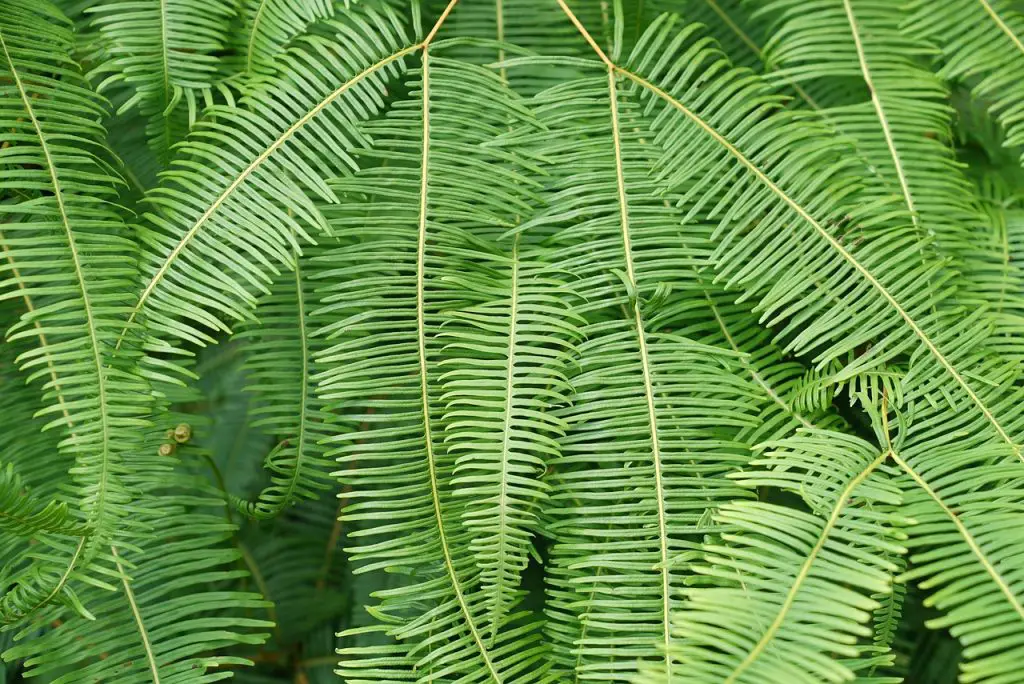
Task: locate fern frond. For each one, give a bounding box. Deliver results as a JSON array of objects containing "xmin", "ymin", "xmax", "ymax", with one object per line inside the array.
[
  {"xmin": 439, "ymin": 240, "xmax": 582, "ymax": 634},
  {"xmin": 955, "ymin": 177, "xmax": 1024, "ymax": 362},
  {"xmin": 871, "ymin": 553, "xmax": 907, "ymax": 655},
  {"xmin": 124, "ymin": 2, "xmax": 414, "ymax": 351},
  {"xmin": 236, "ymin": 0, "xmax": 335, "ymax": 75},
  {"xmin": 648, "ymin": 430, "xmax": 904, "ymax": 683},
  {"xmin": 893, "ymin": 444, "xmax": 1024, "ymax": 683},
  {"xmin": 0, "ymin": 0, "xmax": 149, "ymax": 623},
  {"xmin": 319, "ymin": 43, "xmax": 552, "ymax": 680},
  {"xmin": 762, "ymin": 0, "xmax": 982, "ymax": 270},
  {"xmin": 904, "ymin": 0, "xmax": 1024, "ymax": 162},
  {"xmin": 230, "ymin": 250, "xmax": 335, "ymax": 519},
  {"xmin": 653, "ymin": 283, "xmax": 845, "ymax": 445},
  {"xmin": 2, "ymin": 475, "xmax": 273, "ymax": 683},
  {"xmin": 578, "ymin": 12, "xmax": 1024, "ymax": 459},
  {"xmin": 87, "ymin": 0, "xmax": 237, "ymax": 161},
  {"xmin": 516, "ymin": 67, "xmax": 761, "ymax": 678}
]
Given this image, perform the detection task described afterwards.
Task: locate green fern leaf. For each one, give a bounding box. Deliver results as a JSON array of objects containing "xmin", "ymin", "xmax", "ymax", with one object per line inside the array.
[
  {"xmin": 650, "ymin": 430, "xmax": 904, "ymax": 683},
  {"xmin": 903, "ymin": 0, "xmax": 1024, "ymax": 163},
  {"xmin": 321, "ymin": 43, "xmax": 553, "ymax": 681},
  {"xmin": 87, "ymin": 0, "xmax": 238, "ymax": 161},
  {"xmin": 125, "ymin": 2, "xmax": 413, "ymax": 351},
  {"xmin": 0, "ymin": 0, "xmax": 149, "ymax": 623}
]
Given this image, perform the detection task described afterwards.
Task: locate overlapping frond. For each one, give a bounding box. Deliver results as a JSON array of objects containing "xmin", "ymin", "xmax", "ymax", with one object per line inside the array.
[
  {"xmin": 516, "ymin": 66, "xmax": 761, "ymax": 679},
  {"xmin": 0, "ymin": 0, "xmax": 149, "ymax": 622},
  {"xmin": 606, "ymin": 13, "xmax": 1024, "ymax": 458},
  {"xmin": 2, "ymin": 1, "xmax": 1023, "ymax": 681},
  {"xmin": 652, "ymin": 277, "xmax": 845, "ymax": 446},
  {"xmin": 3, "ymin": 474, "xmax": 273, "ymax": 683},
  {"xmin": 762, "ymin": 0, "xmax": 981, "ymax": 268},
  {"xmin": 646, "ymin": 430, "xmax": 903, "ymax": 683},
  {"xmin": 230, "ymin": 251, "xmax": 335, "ymax": 518},
  {"xmin": 904, "ymin": 0, "xmax": 1024, "ymax": 161},
  {"xmin": 319, "ymin": 46, "xmax": 552, "ymax": 681},
  {"xmin": 87, "ymin": 0, "xmax": 238, "ymax": 161},
  {"xmin": 126, "ymin": 1, "xmax": 414, "ymax": 350},
  {"xmin": 893, "ymin": 444, "xmax": 1024, "ymax": 683},
  {"xmin": 235, "ymin": 0, "xmax": 337, "ymax": 75}
]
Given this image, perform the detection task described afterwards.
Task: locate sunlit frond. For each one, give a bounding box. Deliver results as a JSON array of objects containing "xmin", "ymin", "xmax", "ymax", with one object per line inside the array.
[{"xmin": 645, "ymin": 430, "xmax": 904, "ymax": 683}]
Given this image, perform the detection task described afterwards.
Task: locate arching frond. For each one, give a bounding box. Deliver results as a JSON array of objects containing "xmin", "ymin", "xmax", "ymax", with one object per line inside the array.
[
  {"xmin": 126, "ymin": 2, "xmax": 414, "ymax": 350},
  {"xmin": 439, "ymin": 241, "xmax": 582, "ymax": 633},
  {"xmin": 0, "ymin": 0, "xmax": 149, "ymax": 623},
  {"xmin": 319, "ymin": 45, "xmax": 552, "ymax": 681},
  {"xmin": 87, "ymin": 0, "xmax": 238, "ymax": 161},
  {"xmin": 230, "ymin": 250, "xmax": 335, "ymax": 519},
  {"xmin": 592, "ymin": 12, "xmax": 1024, "ymax": 458},
  {"xmin": 903, "ymin": 0, "xmax": 1024, "ymax": 162},
  {"xmin": 647, "ymin": 430, "xmax": 903, "ymax": 683}
]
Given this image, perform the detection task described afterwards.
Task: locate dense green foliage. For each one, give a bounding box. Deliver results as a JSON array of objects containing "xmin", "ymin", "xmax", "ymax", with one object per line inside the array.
[{"xmin": 1, "ymin": 0, "xmax": 1024, "ymax": 682}]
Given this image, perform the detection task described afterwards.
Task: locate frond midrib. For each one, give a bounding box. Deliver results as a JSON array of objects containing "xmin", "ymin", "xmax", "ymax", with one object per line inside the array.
[
  {"xmin": 605, "ymin": 65, "xmax": 673, "ymax": 672},
  {"xmin": 979, "ymin": 0, "xmax": 1024, "ymax": 54},
  {"xmin": 112, "ymin": 545, "xmax": 161, "ymax": 683},
  {"xmin": 246, "ymin": 0, "xmax": 271, "ymax": 72},
  {"xmin": 417, "ymin": 34, "xmax": 502, "ymax": 682},
  {"xmin": 491, "ymin": 233, "xmax": 520, "ymax": 633}
]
